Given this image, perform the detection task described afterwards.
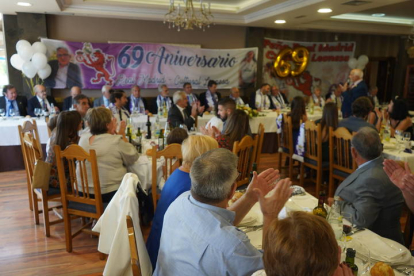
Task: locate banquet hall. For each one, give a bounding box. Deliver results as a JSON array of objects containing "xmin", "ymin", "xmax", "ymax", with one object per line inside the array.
[{"xmin": 1, "ymin": 0, "xmax": 414, "ymax": 275}]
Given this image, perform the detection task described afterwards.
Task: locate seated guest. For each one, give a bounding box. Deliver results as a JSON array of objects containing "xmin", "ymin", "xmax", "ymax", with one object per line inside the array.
[
  {"xmin": 250, "ymin": 83, "xmax": 271, "ymax": 111},
  {"xmin": 289, "ymin": 96, "xmax": 307, "ymax": 149},
  {"xmin": 204, "ymin": 98, "xmax": 236, "ymax": 133},
  {"xmin": 110, "ymin": 90, "xmax": 130, "ymax": 123},
  {"xmin": 183, "ymin": 82, "xmax": 199, "ymax": 106},
  {"xmin": 254, "ymin": 211, "xmax": 352, "ymax": 276},
  {"xmin": 269, "ymin": 85, "xmax": 286, "ymax": 110},
  {"xmin": 367, "ymin": 96, "xmax": 382, "ymax": 132},
  {"xmin": 78, "ymin": 107, "xmax": 138, "ymax": 203},
  {"xmin": 147, "ymin": 135, "xmax": 219, "ymax": 268},
  {"xmin": 384, "ymin": 159, "xmax": 414, "ymax": 214},
  {"xmin": 127, "ymin": 85, "xmax": 148, "ymax": 114},
  {"xmin": 46, "ymin": 115, "xmax": 58, "ymax": 154},
  {"xmin": 152, "ymin": 84, "xmax": 173, "ymax": 114},
  {"xmin": 199, "ymin": 80, "xmax": 221, "ymax": 112},
  {"xmin": 206, "ymin": 109, "xmax": 250, "ymax": 151},
  {"xmin": 28, "ymin": 85, "xmax": 59, "ymax": 117},
  {"xmin": 338, "ymin": 97, "xmax": 376, "ymax": 133},
  {"xmin": 229, "ymin": 87, "xmax": 244, "ymax": 106},
  {"xmin": 319, "ymin": 102, "xmax": 338, "ymax": 162},
  {"xmin": 0, "ymin": 84, "xmax": 28, "ymax": 117},
  {"xmin": 166, "ymin": 128, "xmax": 189, "ymax": 145},
  {"xmin": 62, "ymin": 86, "xmax": 81, "ymax": 111},
  {"xmin": 388, "ymin": 97, "xmax": 413, "ymax": 139},
  {"xmin": 168, "ymin": 91, "xmax": 203, "ymax": 129},
  {"xmin": 93, "ymin": 85, "xmax": 113, "ymax": 108},
  {"xmin": 73, "ymin": 94, "xmax": 91, "ymax": 131},
  {"xmin": 311, "ymin": 86, "xmax": 325, "ymax": 108},
  {"xmin": 334, "ymin": 127, "xmax": 404, "ymax": 244},
  {"xmin": 369, "ymin": 86, "xmax": 380, "ymax": 107},
  {"xmin": 46, "ymin": 111, "xmax": 82, "ymax": 189},
  {"xmin": 325, "ymin": 84, "xmax": 343, "ymax": 109},
  {"xmin": 154, "ymin": 148, "xmax": 291, "ymax": 276}
]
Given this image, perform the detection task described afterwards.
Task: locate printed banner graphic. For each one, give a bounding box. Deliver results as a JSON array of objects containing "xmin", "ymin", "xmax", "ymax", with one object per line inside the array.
[
  {"xmin": 40, "ymin": 38, "xmax": 258, "ymax": 89},
  {"xmin": 262, "ymin": 38, "xmax": 355, "ymax": 99}
]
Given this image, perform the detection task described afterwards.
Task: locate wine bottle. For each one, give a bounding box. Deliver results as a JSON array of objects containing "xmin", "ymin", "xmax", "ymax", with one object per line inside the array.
[
  {"xmin": 163, "ymin": 101, "xmax": 168, "ymax": 118},
  {"xmin": 345, "ymin": 248, "xmax": 358, "ymax": 276},
  {"xmin": 126, "ymin": 126, "xmax": 132, "ymax": 143},
  {"xmin": 145, "ymin": 115, "xmax": 152, "ymax": 139},
  {"xmin": 313, "ymin": 190, "xmax": 328, "ymax": 218},
  {"xmin": 136, "ymin": 127, "xmax": 142, "ymax": 144},
  {"xmin": 158, "ymin": 129, "xmax": 165, "ymax": 150}
]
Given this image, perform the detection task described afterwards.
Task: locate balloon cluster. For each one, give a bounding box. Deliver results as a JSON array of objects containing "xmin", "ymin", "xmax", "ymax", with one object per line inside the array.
[
  {"xmin": 10, "ymin": 40, "xmax": 51, "ymax": 79},
  {"xmin": 348, "ymin": 55, "xmax": 369, "ymax": 70}
]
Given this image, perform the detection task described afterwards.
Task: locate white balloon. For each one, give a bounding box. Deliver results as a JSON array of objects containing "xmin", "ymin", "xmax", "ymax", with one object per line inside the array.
[
  {"xmin": 16, "ymin": 40, "xmax": 31, "ymax": 53},
  {"xmin": 356, "ymin": 63, "xmax": 366, "ymax": 70},
  {"xmin": 32, "ymin": 42, "xmax": 47, "ymax": 54},
  {"xmin": 358, "ymin": 55, "xmax": 369, "ymax": 66},
  {"xmin": 38, "ymin": 64, "xmax": 52, "ymax": 79},
  {"xmin": 22, "ymin": 61, "xmax": 37, "ymax": 79},
  {"xmin": 10, "ymin": 54, "xmax": 25, "ymax": 71},
  {"xmin": 32, "ymin": 52, "xmax": 48, "ymax": 70},
  {"xmin": 348, "ymin": 58, "xmax": 358, "ymax": 69},
  {"xmin": 18, "ymin": 45, "xmax": 34, "ymax": 61}
]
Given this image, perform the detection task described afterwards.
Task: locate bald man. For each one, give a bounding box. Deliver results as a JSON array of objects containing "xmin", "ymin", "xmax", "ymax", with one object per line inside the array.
[
  {"xmin": 27, "ymin": 85, "xmax": 59, "ymax": 117},
  {"xmin": 229, "ymin": 87, "xmax": 244, "ymax": 106},
  {"xmin": 340, "ymin": 69, "xmax": 368, "ymax": 118},
  {"xmin": 63, "ymin": 86, "xmax": 82, "ymax": 111}
]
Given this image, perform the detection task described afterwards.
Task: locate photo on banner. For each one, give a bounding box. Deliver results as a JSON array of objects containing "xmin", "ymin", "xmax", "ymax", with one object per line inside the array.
[
  {"xmin": 262, "ymin": 38, "xmax": 356, "ymax": 100},
  {"xmin": 40, "ymin": 38, "xmax": 258, "ymax": 90}
]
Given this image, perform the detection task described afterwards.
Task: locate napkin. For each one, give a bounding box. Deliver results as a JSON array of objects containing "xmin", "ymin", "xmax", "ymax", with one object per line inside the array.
[{"xmin": 238, "ymin": 203, "xmax": 263, "ymax": 226}]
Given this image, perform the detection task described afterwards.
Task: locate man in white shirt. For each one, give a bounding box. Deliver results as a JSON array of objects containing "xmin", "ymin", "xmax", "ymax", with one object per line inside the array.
[
  {"xmin": 229, "ymin": 87, "xmax": 244, "ymax": 106},
  {"xmin": 168, "ymin": 91, "xmax": 203, "ymax": 129},
  {"xmin": 27, "ymin": 85, "xmax": 59, "ymax": 117},
  {"xmin": 250, "ymin": 83, "xmax": 271, "ymax": 111}
]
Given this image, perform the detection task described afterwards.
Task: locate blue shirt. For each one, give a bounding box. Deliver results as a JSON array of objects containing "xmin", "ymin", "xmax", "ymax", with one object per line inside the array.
[
  {"xmin": 154, "ymin": 192, "xmax": 263, "ymax": 276},
  {"xmin": 6, "ymin": 99, "xmax": 20, "ymax": 116},
  {"xmin": 146, "ymin": 169, "xmax": 191, "ymax": 268}
]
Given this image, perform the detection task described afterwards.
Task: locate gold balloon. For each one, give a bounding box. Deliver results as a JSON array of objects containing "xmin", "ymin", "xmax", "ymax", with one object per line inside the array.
[
  {"xmin": 274, "ymin": 47, "xmax": 292, "ymax": 78},
  {"xmin": 291, "ymin": 46, "xmax": 309, "ymax": 77}
]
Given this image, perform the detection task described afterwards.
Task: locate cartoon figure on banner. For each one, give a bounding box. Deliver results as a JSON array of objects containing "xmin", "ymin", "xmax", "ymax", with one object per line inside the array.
[
  {"xmin": 75, "ymin": 43, "xmax": 116, "ymax": 86},
  {"xmin": 285, "ymin": 71, "xmax": 318, "ymax": 97}
]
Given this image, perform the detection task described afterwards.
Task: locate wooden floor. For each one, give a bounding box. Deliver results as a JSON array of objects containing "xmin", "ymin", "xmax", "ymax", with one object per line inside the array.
[{"xmin": 0, "ymin": 153, "xmax": 409, "ymax": 275}]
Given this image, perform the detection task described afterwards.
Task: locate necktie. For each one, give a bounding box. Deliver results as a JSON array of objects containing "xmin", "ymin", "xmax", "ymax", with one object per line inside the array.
[
  {"xmin": 8, "ymin": 101, "xmax": 14, "ymax": 116},
  {"xmin": 119, "ymin": 109, "xmax": 123, "ymax": 121},
  {"xmin": 134, "ymin": 98, "xmax": 138, "ymax": 108},
  {"xmin": 42, "ymin": 100, "xmax": 47, "ymax": 110}
]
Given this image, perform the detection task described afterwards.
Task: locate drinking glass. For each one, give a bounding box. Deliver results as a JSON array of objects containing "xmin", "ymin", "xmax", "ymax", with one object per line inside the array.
[
  {"xmin": 0, "ymin": 108, "xmax": 5, "ymax": 118},
  {"xmin": 356, "ymin": 241, "xmax": 372, "ymax": 275},
  {"xmin": 395, "ymin": 130, "xmax": 403, "ymax": 152},
  {"xmin": 179, "ymin": 124, "xmax": 188, "ymax": 132},
  {"xmin": 9, "ymin": 108, "xmax": 15, "ymax": 118},
  {"xmin": 34, "ymin": 108, "xmax": 41, "ymax": 119},
  {"xmin": 403, "ymin": 132, "xmax": 411, "ymax": 150}
]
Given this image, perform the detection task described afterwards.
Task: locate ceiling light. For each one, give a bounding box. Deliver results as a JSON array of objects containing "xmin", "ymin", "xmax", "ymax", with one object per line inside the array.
[
  {"xmin": 372, "ymin": 13, "xmax": 385, "ymax": 17},
  {"xmin": 275, "ymin": 20, "xmax": 286, "ymax": 24},
  {"xmin": 318, "ymin": 8, "xmax": 332, "ymax": 13},
  {"xmin": 17, "ymin": 2, "xmax": 32, "ymax": 6}
]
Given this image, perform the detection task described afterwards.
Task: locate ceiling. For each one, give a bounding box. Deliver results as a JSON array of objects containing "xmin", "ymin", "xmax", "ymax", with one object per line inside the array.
[{"xmin": 0, "ymin": 0, "xmax": 413, "ymax": 36}]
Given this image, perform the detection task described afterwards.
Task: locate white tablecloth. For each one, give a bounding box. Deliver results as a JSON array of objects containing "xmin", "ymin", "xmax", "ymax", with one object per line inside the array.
[
  {"xmin": 0, "ymin": 117, "xmax": 49, "ymax": 146},
  {"xmin": 130, "ymin": 114, "xmax": 167, "ymax": 131},
  {"xmin": 382, "ymin": 139, "xmax": 414, "ymax": 171}
]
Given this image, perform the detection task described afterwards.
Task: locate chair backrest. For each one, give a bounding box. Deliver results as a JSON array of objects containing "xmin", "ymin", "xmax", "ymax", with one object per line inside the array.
[
  {"xmin": 126, "ymin": 215, "xmax": 142, "ymax": 276},
  {"xmin": 45, "ymin": 116, "xmax": 52, "ymax": 138},
  {"xmin": 151, "ymin": 143, "xmax": 182, "ymax": 210},
  {"xmin": 303, "ymin": 120, "xmax": 322, "ymax": 163},
  {"xmin": 19, "ymin": 132, "xmax": 42, "ymax": 188},
  {"xmin": 255, "ymin": 123, "xmax": 265, "ymax": 166},
  {"xmin": 18, "ymin": 119, "xmax": 43, "ymax": 159},
  {"xmin": 279, "ymin": 114, "xmax": 294, "ymax": 153},
  {"xmin": 329, "ymin": 127, "xmax": 357, "ymax": 174},
  {"xmin": 54, "ymin": 144, "xmax": 104, "ymax": 218},
  {"xmin": 233, "ymin": 135, "xmax": 259, "ymax": 187}
]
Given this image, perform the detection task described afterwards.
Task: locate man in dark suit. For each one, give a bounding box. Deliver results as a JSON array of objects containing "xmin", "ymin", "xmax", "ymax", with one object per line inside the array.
[
  {"xmin": 168, "ymin": 91, "xmax": 204, "ymax": 129},
  {"xmin": 199, "ymin": 80, "xmax": 221, "ymax": 112},
  {"xmin": 183, "ymin": 82, "xmax": 199, "ymax": 107},
  {"xmin": 340, "ymin": 69, "xmax": 368, "ymax": 118},
  {"xmin": 269, "ymin": 85, "xmax": 287, "ymax": 109},
  {"xmin": 27, "ymin": 85, "xmax": 59, "ymax": 117},
  {"xmin": 44, "ymin": 47, "xmax": 82, "ymax": 89},
  {"xmin": 62, "ymin": 86, "xmax": 82, "ymax": 111},
  {"xmin": 152, "ymin": 84, "xmax": 173, "ymax": 114},
  {"xmin": 93, "ymin": 85, "xmax": 113, "ymax": 107},
  {"xmin": 0, "ymin": 84, "xmax": 28, "ymax": 117},
  {"xmin": 334, "ymin": 127, "xmax": 404, "ymax": 244},
  {"xmin": 250, "ymin": 83, "xmax": 271, "ymax": 110},
  {"xmin": 338, "ymin": 97, "xmax": 377, "ymax": 133},
  {"xmin": 127, "ymin": 85, "xmax": 148, "ymax": 114}
]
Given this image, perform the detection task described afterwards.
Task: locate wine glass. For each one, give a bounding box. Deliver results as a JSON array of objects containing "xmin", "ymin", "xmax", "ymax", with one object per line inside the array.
[
  {"xmin": 356, "ymin": 241, "xmax": 372, "ymax": 275},
  {"xmin": 0, "ymin": 108, "xmax": 5, "ymax": 119},
  {"xmin": 394, "ymin": 130, "xmax": 403, "ymax": 152},
  {"xmin": 9, "ymin": 108, "xmax": 15, "ymax": 118},
  {"xmin": 34, "ymin": 108, "xmax": 41, "ymax": 119},
  {"xmin": 403, "ymin": 132, "xmax": 411, "ymax": 150}
]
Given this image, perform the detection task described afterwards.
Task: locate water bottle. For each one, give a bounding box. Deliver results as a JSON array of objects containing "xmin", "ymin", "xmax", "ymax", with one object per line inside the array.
[
  {"xmin": 383, "ymin": 123, "xmax": 390, "ymax": 142},
  {"xmin": 327, "ymin": 196, "xmax": 343, "ymax": 240}
]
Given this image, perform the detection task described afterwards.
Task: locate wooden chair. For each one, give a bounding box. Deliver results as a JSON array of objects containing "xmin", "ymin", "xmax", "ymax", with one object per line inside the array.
[
  {"xmin": 20, "ymin": 132, "xmax": 63, "ymax": 237},
  {"xmin": 151, "ymin": 144, "xmax": 182, "ymax": 211},
  {"xmin": 233, "ymin": 135, "xmax": 258, "ymax": 188},
  {"xmin": 54, "ymin": 144, "xmax": 104, "ymax": 253},
  {"xmin": 126, "ymin": 215, "xmax": 142, "ymax": 276},
  {"xmin": 300, "ymin": 121, "xmax": 328, "ymax": 195},
  {"xmin": 254, "ymin": 123, "xmax": 265, "ymax": 168},
  {"xmin": 18, "ymin": 119, "xmax": 43, "ymax": 211},
  {"xmin": 277, "ymin": 114, "xmax": 294, "ymax": 179},
  {"xmin": 328, "ymin": 127, "xmax": 357, "ymax": 197}
]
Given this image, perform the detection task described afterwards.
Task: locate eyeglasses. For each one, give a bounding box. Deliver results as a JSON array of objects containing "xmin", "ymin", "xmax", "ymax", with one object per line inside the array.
[{"xmin": 57, "ymin": 54, "xmax": 70, "ymax": 58}]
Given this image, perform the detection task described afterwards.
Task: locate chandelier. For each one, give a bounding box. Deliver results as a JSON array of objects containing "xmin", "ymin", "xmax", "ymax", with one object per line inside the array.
[{"xmin": 164, "ymin": 0, "xmax": 214, "ymax": 31}]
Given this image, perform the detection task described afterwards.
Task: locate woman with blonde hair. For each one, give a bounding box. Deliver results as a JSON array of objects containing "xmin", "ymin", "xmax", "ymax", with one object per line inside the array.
[
  {"xmin": 254, "ymin": 211, "xmax": 353, "ymax": 276},
  {"xmin": 146, "ymin": 135, "xmax": 219, "ymax": 268}
]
